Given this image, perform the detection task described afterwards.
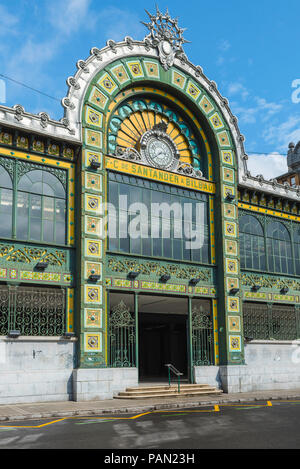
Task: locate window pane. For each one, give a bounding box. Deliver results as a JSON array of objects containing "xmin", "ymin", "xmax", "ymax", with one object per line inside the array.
[
  {"xmin": 16, "ymin": 192, "xmax": 29, "ymax": 239},
  {"xmin": 0, "ymin": 188, "xmax": 13, "ymax": 237},
  {"xmin": 55, "ymin": 221, "xmax": 65, "ymax": 244},
  {"xmin": 30, "ymin": 217, "xmax": 41, "ymax": 241},
  {"xmin": 30, "ymin": 195, "xmax": 42, "ymax": 241},
  {"xmin": 0, "ymin": 166, "xmax": 12, "ymax": 189},
  {"xmin": 56, "ymin": 199, "xmax": 66, "ymax": 222},
  {"xmin": 43, "ymin": 197, "xmax": 54, "ymax": 220}
]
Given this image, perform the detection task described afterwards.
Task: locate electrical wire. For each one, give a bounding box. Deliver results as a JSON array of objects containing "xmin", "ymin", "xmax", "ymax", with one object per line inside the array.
[
  {"xmin": 0, "ymin": 73, "xmax": 61, "ymax": 102},
  {"xmin": 0, "ymin": 73, "xmax": 296, "ymax": 156}
]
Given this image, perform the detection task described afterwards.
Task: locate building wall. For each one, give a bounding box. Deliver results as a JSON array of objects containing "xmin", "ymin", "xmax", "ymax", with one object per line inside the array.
[
  {"xmin": 195, "ymin": 341, "xmax": 300, "ymax": 393},
  {"xmin": 73, "ymin": 368, "xmax": 138, "ymax": 401},
  {"xmin": 0, "ymin": 337, "xmax": 76, "ymax": 404}
]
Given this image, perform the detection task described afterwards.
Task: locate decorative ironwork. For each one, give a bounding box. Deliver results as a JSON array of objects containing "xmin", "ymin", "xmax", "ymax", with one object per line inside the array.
[
  {"xmin": 109, "ymin": 300, "xmax": 136, "ymax": 367},
  {"xmin": 0, "ymin": 244, "xmax": 66, "ymax": 267},
  {"xmin": 191, "ymin": 306, "xmax": 214, "ymax": 365},
  {"xmin": 107, "ymin": 257, "xmax": 212, "ymax": 282},
  {"xmin": 0, "ymin": 156, "xmax": 14, "ymax": 179},
  {"xmin": 0, "ymin": 285, "xmax": 66, "ymax": 336},
  {"xmin": 142, "ymin": 7, "xmax": 189, "ymax": 70},
  {"xmin": 242, "ymin": 272, "xmax": 300, "ymax": 291},
  {"xmin": 243, "ymin": 302, "xmax": 299, "ymax": 340},
  {"xmin": 16, "ymin": 160, "xmax": 67, "ymax": 188}
]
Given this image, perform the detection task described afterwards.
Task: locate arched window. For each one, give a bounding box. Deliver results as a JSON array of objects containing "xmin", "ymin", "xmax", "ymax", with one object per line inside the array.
[
  {"xmin": 293, "ymin": 227, "xmax": 300, "ymax": 275},
  {"xmin": 0, "ymin": 165, "xmax": 13, "ymax": 238},
  {"xmin": 239, "ymin": 214, "xmax": 266, "ymax": 271},
  {"xmin": 17, "ymin": 170, "xmax": 66, "ymax": 244},
  {"xmin": 266, "ymin": 221, "xmax": 293, "ymax": 274}
]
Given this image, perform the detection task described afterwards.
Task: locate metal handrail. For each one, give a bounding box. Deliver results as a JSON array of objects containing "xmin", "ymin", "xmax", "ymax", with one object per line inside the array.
[{"xmin": 165, "ymin": 363, "xmax": 183, "ymax": 393}]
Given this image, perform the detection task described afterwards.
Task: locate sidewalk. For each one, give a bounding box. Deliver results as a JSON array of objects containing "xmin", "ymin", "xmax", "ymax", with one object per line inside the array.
[{"xmin": 1, "ymin": 389, "xmax": 300, "ymax": 422}]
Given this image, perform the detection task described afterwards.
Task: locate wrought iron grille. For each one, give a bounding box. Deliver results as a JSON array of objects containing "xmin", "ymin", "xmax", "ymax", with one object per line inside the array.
[
  {"xmin": 243, "ymin": 302, "xmax": 299, "ymax": 340},
  {"xmin": 0, "ymin": 285, "xmax": 66, "ymax": 336},
  {"xmin": 191, "ymin": 306, "xmax": 214, "ymax": 365},
  {"xmin": 108, "ymin": 300, "xmax": 136, "ymax": 367}
]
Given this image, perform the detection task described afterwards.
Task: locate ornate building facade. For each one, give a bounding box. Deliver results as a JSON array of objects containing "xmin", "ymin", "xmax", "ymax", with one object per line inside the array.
[{"xmin": 0, "ymin": 9, "xmax": 299, "ymax": 403}]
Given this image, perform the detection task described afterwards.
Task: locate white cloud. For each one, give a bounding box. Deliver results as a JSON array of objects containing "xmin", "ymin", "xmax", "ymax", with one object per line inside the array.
[
  {"xmin": 0, "ymin": 5, "xmax": 19, "ymax": 36},
  {"xmin": 95, "ymin": 7, "xmax": 144, "ymax": 41},
  {"xmin": 263, "ymin": 115, "xmax": 300, "ymax": 150},
  {"xmin": 48, "ymin": 0, "xmax": 92, "ymax": 36},
  {"xmin": 246, "ymin": 152, "xmax": 287, "ymax": 179},
  {"xmin": 228, "ymin": 82, "xmax": 249, "ymax": 100},
  {"xmin": 218, "ymin": 39, "xmax": 231, "ymax": 52},
  {"xmin": 231, "ymin": 96, "xmax": 283, "ymax": 125}
]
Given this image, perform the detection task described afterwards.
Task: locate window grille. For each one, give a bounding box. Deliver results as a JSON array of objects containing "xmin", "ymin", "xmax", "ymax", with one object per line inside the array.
[{"xmin": 0, "ymin": 284, "xmax": 66, "ymax": 336}]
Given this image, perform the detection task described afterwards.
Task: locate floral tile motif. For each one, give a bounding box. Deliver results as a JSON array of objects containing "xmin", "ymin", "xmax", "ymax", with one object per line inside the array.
[
  {"xmin": 229, "ymin": 335, "xmax": 241, "ymax": 352},
  {"xmin": 144, "ymin": 61, "xmax": 160, "ymax": 78},
  {"xmin": 84, "ymin": 308, "xmax": 102, "ymax": 328},
  {"xmin": 85, "ymin": 106, "xmax": 103, "ymax": 128},
  {"xmin": 209, "ymin": 112, "xmax": 224, "ymax": 130},
  {"xmin": 97, "ymin": 73, "xmax": 118, "ymax": 95},
  {"xmin": 111, "ymin": 64, "xmax": 130, "ymax": 84},
  {"xmin": 186, "ymin": 80, "xmax": 201, "ymax": 100},
  {"xmin": 84, "ymin": 333, "xmax": 102, "ymax": 352},
  {"xmin": 199, "ymin": 95, "xmax": 214, "ymax": 114},
  {"xmin": 88, "ymin": 86, "xmax": 108, "ymax": 110},
  {"xmin": 85, "ymin": 129, "xmax": 103, "ymax": 149},
  {"xmin": 228, "ymin": 316, "xmax": 241, "ymax": 332},
  {"xmin": 126, "ymin": 61, "xmax": 144, "ymax": 78},
  {"xmin": 172, "ymin": 70, "xmax": 186, "ymax": 89},
  {"xmin": 221, "ymin": 150, "xmax": 234, "ymax": 165}
]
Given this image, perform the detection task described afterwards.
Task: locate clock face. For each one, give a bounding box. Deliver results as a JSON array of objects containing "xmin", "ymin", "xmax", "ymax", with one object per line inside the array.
[
  {"xmin": 140, "ymin": 128, "xmax": 179, "ymax": 170},
  {"xmin": 147, "ymin": 138, "xmax": 174, "ymax": 168}
]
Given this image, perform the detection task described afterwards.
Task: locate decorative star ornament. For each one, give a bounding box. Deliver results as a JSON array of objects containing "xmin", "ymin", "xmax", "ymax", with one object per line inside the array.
[{"xmin": 141, "ymin": 6, "xmax": 190, "ymax": 70}]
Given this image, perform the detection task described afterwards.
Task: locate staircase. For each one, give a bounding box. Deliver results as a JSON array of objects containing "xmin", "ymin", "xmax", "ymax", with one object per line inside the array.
[{"xmin": 114, "ymin": 383, "xmax": 223, "ymax": 399}]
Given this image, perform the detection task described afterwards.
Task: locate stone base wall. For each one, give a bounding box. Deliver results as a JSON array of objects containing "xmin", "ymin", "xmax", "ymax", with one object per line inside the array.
[
  {"xmin": 72, "ymin": 368, "xmax": 138, "ymax": 401},
  {"xmin": 220, "ymin": 341, "xmax": 300, "ymax": 393},
  {"xmin": 194, "ymin": 342, "xmax": 300, "ymax": 393},
  {"xmin": 0, "ymin": 337, "xmax": 76, "ymax": 404},
  {"xmin": 1, "ymin": 339, "xmax": 299, "ymax": 404},
  {"xmin": 194, "ymin": 366, "xmax": 222, "ymax": 389}
]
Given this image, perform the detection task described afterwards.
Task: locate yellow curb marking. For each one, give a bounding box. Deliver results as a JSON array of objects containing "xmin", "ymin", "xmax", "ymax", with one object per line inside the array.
[{"xmin": 0, "ymin": 401, "xmax": 276, "ymax": 429}]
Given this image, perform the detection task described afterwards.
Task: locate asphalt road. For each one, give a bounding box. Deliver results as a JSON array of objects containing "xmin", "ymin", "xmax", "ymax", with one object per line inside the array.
[{"xmin": 0, "ymin": 400, "xmax": 300, "ymax": 451}]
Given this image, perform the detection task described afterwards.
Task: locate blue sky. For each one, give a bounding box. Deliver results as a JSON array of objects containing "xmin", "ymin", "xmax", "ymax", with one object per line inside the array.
[{"xmin": 1, "ymin": 0, "xmax": 300, "ymax": 177}]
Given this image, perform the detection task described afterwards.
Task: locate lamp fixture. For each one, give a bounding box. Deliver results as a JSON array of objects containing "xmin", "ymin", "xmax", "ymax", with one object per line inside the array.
[
  {"xmin": 128, "ymin": 271, "xmax": 140, "ymax": 280},
  {"xmin": 35, "ymin": 262, "xmax": 48, "ymax": 270},
  {"xmin": 63, "ymin": 332, "xmax": 75, "ymax": 339},
  {"xmin": 160, "ymin": 274, "xmax": 171, "ymax": 283},
  {"xmin": 251, "ymin": 285, "xmax": 261, "ymax": 291},
  {"xmin": 90, "ymin": 160, "xmax": 101, "ymax": 170},
  {"xmin": 230, "ymin": 288, "xmax": 239, "ymax": 295},
  {"xmin": 189, "ymin": 278, "xmax": 200, "ymax": 286},
  {"xmin": 280, "ymin": 286, "xmax": 289, "ymax": 294},
  {"xmin": 8, "ymin": 330, "xmax": 20, "ymax": 339},
  {"xmin": 89, "ymin": 274, "xmax": 101, "ymax": 282},
  {"xmin": 226, "ymin": 193, "xmax": 235, "ymax": 201},
  {"xmin": 244, "ymin": 337, "xmax": 254, "ymax": 343}
]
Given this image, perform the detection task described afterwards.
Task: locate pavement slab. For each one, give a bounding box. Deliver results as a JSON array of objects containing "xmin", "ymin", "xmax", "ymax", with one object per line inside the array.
[{"xmin": 0, "ymin": 388, "xmax": 300, "ymax": 421}]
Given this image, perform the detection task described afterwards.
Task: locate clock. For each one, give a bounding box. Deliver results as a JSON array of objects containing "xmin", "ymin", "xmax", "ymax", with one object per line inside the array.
[{"xmin": 140, "ymin": 124, "xmax": 179, "ymax": 170}]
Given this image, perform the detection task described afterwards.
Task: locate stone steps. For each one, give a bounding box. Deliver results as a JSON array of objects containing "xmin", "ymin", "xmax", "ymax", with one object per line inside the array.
[{"xmin": 114, "ymin": 384, "xmax": 223, "ymax": 399}]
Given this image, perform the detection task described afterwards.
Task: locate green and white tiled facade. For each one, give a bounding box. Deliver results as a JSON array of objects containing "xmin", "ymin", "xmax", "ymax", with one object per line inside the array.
[{"xmin": 0, "ymin": 11, "xmax": 300, "ymax": 403}]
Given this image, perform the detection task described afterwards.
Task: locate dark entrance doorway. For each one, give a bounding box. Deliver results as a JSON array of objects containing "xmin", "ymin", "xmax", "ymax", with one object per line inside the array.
[{"xmin": 138, "ymin": 295, "xmax": 188, "ymax": 381}]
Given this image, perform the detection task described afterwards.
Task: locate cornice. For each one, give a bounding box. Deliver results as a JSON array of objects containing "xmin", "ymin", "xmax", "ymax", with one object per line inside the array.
[{"xmin": 0, "ymin": 104, "xmax": 80, "ymax": 143}]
